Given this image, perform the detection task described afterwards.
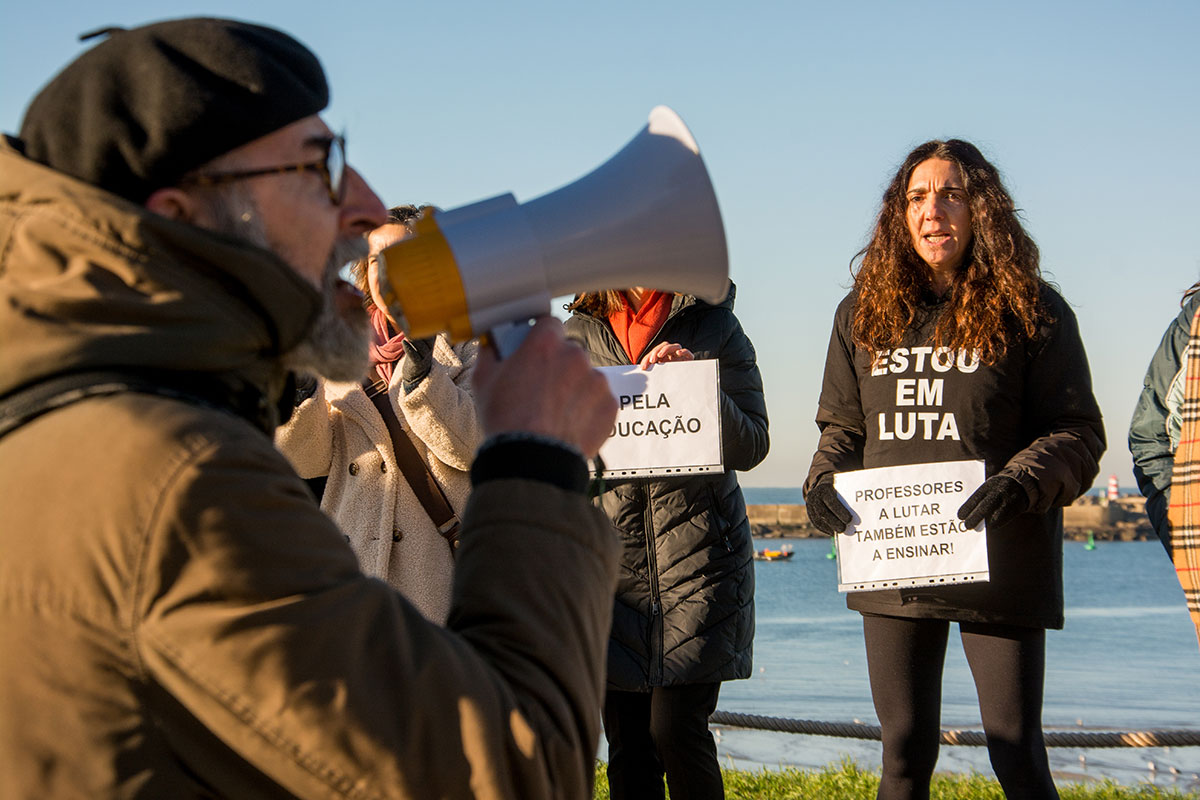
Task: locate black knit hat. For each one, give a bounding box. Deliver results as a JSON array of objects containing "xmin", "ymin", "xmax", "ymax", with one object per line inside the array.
[{"xmin": 18, "ymin": 17, "xmax": 329, "ymax": 202}]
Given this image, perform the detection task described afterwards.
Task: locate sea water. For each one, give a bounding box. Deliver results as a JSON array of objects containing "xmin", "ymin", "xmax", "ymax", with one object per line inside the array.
[
  {"xmin": 712, "ymin": 534, "xmax": 1200, "ymax": 789},
  {"xmin": 596, "ymin": 487, "xmax": 1200, "ymax": 789}
]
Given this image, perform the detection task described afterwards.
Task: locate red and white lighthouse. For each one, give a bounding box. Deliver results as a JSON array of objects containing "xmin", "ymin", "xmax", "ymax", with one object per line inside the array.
[{"xmin": 1107, "ymin": 474, "xmax": 1119, "ymax": 501}]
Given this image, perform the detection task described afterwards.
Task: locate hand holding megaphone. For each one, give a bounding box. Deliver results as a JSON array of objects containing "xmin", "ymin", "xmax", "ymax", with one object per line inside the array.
[
  {"xmin": 375, "ymin": 106, "xmax": 729, "ymax": 356},
  {"xmin": 472, "ymin": 317, "xmax": 618, "ymax": 459}
]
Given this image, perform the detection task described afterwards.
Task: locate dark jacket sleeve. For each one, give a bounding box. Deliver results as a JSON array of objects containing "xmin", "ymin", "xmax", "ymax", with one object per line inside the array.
[
  {"xmin": 1129, "ymin": 294, "xmax": 1199, "ymax": 544},
  {"xmin": 1001, "ymin": 291, "xmax": 1106, "ymax": 512},
  {"xmin": 805, "ymin": 295, "xmax": 865, "ymax": 495},
  {"xmin": 715, "ymin": 310, "xmax": 769, "ymax": 471}
]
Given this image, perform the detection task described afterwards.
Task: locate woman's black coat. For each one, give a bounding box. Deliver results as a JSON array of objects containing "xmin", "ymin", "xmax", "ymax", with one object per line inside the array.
[
  {"xmin": 565, "ymin": 285, "xmax": 769, "ymax": 689},
  {"xmin": 805, "ymin": 285, "xmax": 1105, "ymax": 629}
]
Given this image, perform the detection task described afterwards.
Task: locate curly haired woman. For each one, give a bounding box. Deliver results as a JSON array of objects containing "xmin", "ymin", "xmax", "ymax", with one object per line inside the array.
[{"xmin": 803, "ymin": 140, "xmax": 1105, "ymax": 800}]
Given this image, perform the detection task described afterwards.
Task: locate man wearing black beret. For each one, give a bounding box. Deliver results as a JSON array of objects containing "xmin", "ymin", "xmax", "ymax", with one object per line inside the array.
[{"xmin": 0, "ymin": 17, "xmax": 619, "ymax": 800}]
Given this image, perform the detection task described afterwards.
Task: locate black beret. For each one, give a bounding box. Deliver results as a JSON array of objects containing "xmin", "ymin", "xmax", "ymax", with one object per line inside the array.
[{"xmin": 19, "ymin": 17, "xmax": 329, "ymax": 202}]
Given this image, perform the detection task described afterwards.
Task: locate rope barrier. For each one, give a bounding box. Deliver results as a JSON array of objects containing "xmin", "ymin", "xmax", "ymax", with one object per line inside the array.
[{"xmin": 709, "ymin": 711, "xmax": 1200, "ymax": 748}]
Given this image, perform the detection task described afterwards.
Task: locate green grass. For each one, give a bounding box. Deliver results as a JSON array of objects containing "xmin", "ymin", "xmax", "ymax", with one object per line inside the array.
[{"xmin": 592, "ymin": 759, "xmax": 1198, "ymax": 799}]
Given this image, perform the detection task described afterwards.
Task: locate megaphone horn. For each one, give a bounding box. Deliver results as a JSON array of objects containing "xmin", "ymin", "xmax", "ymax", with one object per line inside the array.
[{"xmin": 377, "ymin": 106, "xmax": 729, "ymax": 351}]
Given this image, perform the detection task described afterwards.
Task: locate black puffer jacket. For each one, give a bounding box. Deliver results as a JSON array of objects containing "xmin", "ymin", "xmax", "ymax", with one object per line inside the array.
[{"xmin": 565, "ymin": 285, "xmax": 769, "ymax": 689}]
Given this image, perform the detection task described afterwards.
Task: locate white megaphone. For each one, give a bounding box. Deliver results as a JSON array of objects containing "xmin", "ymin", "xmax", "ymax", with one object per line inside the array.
[{"xmin": 376, "ymin": 105, "xmax": 729, "ymax": 354}]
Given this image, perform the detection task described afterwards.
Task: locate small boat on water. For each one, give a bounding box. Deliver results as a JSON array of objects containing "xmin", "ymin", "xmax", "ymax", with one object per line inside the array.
[{"xmin": 755, "ymin": 546, "xmax": 794, "ymax": 561}]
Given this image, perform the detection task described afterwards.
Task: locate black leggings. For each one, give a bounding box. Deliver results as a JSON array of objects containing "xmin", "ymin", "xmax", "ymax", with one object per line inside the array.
[
  {"xmin": 603, "ymin": 683, "xmax": 724, "ymax": 800},
  {"xmin": 863, "ymin": 615, "xmax": 1059, "ymax": 800}
]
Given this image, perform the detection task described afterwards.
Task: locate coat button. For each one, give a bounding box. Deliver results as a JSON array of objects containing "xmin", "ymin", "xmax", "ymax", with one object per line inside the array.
[
  {"xmin": 348, "ymin": 462, "xmax": 359, "ymax": 476},
  {"xmin": 392, "ymin": 529, "xmax": 403, "ymax": 542}
]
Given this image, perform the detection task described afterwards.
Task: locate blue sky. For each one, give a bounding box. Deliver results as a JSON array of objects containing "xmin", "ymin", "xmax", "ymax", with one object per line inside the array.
[{"xmin": 4, "ymin": 1, "xmax": 1198, "ymax": 489}]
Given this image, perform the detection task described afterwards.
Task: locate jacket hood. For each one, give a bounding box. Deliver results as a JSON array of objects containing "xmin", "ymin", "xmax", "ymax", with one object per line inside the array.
[{"xmin": 0, "ymin": 137, "xmax": 321, "ymax": 401}]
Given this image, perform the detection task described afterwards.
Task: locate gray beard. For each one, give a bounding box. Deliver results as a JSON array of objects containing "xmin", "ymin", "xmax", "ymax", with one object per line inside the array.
[
  {"xmin": 206, "ymin": 186, "xmax": 371, "ymax": 382},
  {"xmin": 282, "ymin": 238, "xmax": 371, "ymax": 382}
]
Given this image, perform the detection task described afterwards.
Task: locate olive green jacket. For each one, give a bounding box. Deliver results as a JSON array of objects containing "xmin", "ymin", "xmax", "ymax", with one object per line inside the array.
[{"xmin": 0, "ymin": 138, "xmax": 618, "ymax": 799}]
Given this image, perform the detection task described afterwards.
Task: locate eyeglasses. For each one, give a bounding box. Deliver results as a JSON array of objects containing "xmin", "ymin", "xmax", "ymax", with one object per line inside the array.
[{"xmin": 183, "ymin": 134, "xmax": 346, "ymax": 205}]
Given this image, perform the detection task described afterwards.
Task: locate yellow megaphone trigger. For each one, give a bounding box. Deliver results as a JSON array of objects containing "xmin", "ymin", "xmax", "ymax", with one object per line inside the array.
[{"xmin": 378, "ymin": 209, "xmax": 474, "ymax": 341}]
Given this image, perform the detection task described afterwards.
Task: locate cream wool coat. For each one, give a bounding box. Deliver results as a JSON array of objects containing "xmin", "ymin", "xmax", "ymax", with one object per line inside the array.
[{"xmin": 276, "ymin": 336, "xmax": 480, "ymax": 624}]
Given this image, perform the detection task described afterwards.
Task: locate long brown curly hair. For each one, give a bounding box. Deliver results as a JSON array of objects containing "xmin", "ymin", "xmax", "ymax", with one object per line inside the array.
[
  {"xmin": 1183, "ymin": 279, "xmax": 1200, "ymax": 304},
  {"xmin": 852, "ymin": 139, "xmax": 1046, "ymax": 363},
  {"xmin": 565, "ymin": 290, "xmax": 628, "ymax": 317}
]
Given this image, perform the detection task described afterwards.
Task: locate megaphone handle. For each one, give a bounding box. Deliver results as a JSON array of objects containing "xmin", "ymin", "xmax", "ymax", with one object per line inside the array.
[{"xmin": 483, "ymin": 318, "xmax": 537, "ymax": 359}]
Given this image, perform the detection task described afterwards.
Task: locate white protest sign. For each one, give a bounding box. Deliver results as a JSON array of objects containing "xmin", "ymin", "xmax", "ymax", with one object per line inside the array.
[
  {"xmin": 595, "ymin": 360, "xmax": 722, "ymax": 478},
  {"xmin": 833, "ymin": 460, "xmax": 988, "ymax": 592}
]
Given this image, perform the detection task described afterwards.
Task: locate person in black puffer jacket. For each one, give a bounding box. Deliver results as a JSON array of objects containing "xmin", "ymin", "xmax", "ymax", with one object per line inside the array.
[{"xmin": 565, "ymin": 283, "xmax": 768, "ymax": 800}]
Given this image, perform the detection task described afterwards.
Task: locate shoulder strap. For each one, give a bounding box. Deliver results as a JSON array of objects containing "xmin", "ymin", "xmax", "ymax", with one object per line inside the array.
[
  {"xmin": 0, "ymin": 368, "xmax": 270, "ymax": 440},
  {"xmin": 363, "ymin": 379, "xmax": 461, "ymax": 554}
]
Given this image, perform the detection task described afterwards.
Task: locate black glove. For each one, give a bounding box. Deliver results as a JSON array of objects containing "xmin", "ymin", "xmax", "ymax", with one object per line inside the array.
[
  {"xmin": 400, "ymin": 336, "xmax": 436, "ymax": 393},
  {"xmin": 957, "ymin": 475, "xmax": 1029, "ymax": 529},
  {"xmin": 293, "ymin": 373, "xmax": 318, "ymax": 406},
  {"xmin": 806, "ymin": 480, "xmax": 852, "ymax": 536}
]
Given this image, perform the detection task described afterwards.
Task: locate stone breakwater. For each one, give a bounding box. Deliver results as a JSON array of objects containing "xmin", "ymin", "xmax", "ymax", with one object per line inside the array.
[{"xmin": 749, "ymin": 495, "xmax": 1155, "ymax": 542}]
